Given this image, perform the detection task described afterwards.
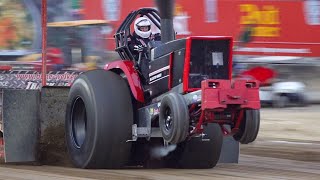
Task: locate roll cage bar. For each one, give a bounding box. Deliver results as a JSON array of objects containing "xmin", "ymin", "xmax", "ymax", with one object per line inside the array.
[{"xmin": 114, "ymin": 8, "xmax": 161, "ymax": 61}]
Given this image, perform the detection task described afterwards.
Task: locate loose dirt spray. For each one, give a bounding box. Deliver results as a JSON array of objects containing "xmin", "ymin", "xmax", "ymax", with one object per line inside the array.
[{"xmin": 150, "ymin": 144, "xmax": 177, "ymax": 159}]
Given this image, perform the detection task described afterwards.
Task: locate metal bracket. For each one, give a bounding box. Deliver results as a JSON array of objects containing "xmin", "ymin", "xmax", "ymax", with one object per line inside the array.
[{"xmin": 126, "ymin": 124, "xmax": 138, "ymax": 142}]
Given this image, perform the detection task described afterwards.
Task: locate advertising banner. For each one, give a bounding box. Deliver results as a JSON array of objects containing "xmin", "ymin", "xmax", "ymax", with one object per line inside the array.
[{"xmin": 0, "ymin": 71, "xmax": 81, "ymax": 89}]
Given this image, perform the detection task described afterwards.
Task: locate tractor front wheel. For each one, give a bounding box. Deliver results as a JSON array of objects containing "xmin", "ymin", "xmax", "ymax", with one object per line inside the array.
[
  {"xmin": 233, "ymin": 109, "xmax": 260, "ymax": 144},
  {"xmin": 159, "ymin": 93, "xmax": 189, "ymax": 144}
]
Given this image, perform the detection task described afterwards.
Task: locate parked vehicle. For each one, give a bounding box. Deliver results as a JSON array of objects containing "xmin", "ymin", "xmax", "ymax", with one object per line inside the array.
[
  {"xmin": 236, "ymin": 65, "xmax": 308, "ymax": 108},
  {"xmin": 260, "ymin": 81, "xmax": 307, "ymax": 108}
]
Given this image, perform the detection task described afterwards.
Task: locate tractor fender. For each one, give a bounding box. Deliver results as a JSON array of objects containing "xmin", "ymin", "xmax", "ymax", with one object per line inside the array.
[{"xmin": 104, "ymin": 60, "xmax": 144, "ymax": 103}]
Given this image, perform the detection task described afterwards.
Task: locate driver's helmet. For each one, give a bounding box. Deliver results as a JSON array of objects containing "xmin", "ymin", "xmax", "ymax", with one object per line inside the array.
[{"xmin": 134, "ymin": 17, "xmax": 152, "ymax": 38}]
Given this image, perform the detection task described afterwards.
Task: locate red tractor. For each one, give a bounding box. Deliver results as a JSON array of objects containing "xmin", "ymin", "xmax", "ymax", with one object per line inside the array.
[{"xmin": 65, "ymin": 6, "xmax": 260, "ymax": 169}]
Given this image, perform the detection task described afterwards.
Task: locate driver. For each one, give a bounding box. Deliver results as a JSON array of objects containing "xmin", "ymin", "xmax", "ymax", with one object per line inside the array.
[{"xmin": 128, "ymin": 17, "xmax": 160, "ymax": 81}]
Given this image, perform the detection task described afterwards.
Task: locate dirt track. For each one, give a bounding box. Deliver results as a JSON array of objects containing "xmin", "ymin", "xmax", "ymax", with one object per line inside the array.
[{"xmin": 1, "ymin": 105, "xmax": 320, "ymax": 179}]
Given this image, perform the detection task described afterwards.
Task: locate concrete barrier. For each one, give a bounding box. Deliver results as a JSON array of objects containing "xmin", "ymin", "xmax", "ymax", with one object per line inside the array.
[
  {"xmin": 3, "ymin": 89, "xmax": 40, "ymax": 162},
  {"xmin": 39, "ymin": 86, "xmax": 71, "ymax": 166},
  {"xmin": 2, "ymin": 87, "xmax": 71, "ymax": 165}
]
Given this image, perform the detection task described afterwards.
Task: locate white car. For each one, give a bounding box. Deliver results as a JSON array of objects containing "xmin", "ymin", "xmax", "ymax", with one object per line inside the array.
[{"xmin": 259, "ymin": 81, "xmax": 308, "ymax": 108}]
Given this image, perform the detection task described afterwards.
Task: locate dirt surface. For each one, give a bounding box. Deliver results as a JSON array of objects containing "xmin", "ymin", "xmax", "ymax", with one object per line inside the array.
[
  {"xmin": 240, "ymin": 105, "xmax": 320, "ymax": 162},
  {"xmin": 0, "ymin": 105, "xmax": 320, "ymax": 179},
  {"xmin": 1, "ymin": 155, "xmax": 319, "ymax": 180},
  {"xmin": 39, "ymin": 124, "xmax": 72, "ymax": 166}
]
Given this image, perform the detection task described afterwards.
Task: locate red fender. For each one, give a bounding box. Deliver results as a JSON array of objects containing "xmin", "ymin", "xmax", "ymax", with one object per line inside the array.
[{"xmin": 104, "ymin": 60, "xmax": 144, "ymax": 103}]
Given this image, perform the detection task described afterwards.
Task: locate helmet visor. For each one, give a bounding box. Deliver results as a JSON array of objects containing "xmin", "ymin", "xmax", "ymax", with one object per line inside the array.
[{"xmin": 138, "ymin": 25, "xmax": 151, "ymax": 32}]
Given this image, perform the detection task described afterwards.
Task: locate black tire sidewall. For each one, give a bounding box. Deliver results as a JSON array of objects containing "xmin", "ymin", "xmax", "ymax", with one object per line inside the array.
[
  {"xmin": 159, "ymin": 96, "xmax": 175, "ymax": 141},
  {"xmin": 234, "ymin": 109, "xmax": 260, "ymax": 144},
  {"xmin": 159, "ymin": 93, "xmax": 189, "ymax": 144},
  {"xmin": 65, "ymin": 70, "xmax": 133, "ymax": 168},
  {"xmin": 66, "ymin": 77, "xmax": 97, "ymax": 168}
]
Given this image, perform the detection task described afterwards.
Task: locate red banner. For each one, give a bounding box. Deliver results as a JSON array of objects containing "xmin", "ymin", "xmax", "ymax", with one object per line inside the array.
[{"xmin": 82, "ymin": 0, "xmax": 320, "ymax": 57}]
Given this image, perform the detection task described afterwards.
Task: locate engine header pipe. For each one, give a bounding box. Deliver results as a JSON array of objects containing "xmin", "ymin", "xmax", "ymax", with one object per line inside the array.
[
  {"xmin": 41, "ymin": 0, "xmax": 47, "ymax": 86},
  {"xmin": 155, "ymin": 0, "xmax": 175, "ymax": 43}
]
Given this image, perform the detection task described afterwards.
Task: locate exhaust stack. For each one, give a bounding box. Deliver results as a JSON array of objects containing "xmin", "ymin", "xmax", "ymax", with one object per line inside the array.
[{"xmin": 155, "ymin": 0, "xmax": 175, "ymax": 43}]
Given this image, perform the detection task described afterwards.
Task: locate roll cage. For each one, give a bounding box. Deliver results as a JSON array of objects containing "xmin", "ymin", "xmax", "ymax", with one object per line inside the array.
[{"xmin": 114, "ymin": 8, "xmax": 161, "ymax": 61}]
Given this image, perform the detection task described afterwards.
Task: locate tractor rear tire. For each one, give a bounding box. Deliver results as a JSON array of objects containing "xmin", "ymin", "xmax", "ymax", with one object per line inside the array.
[
  {"xmin": 159, "ymin": 93, "xmax": 189, "ymax": 144},
  {"xmin": 233, "ymin": 109, "xmax": 260, "ymax": 144},
  {"xmin": 65, "ymin": 70, "xmax": 133, "ymax": 168},
  {"xmin": 166, "ymin": 123, "xmax": 223, "ymax": 169}
]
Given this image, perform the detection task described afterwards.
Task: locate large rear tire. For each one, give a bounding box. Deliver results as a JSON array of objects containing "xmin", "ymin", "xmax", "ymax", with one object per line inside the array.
[
  {"xmin": 65, "ymin": 70, "xmax": 133, "ymax": 168},
  {"xmin": 166, "ymin": 123, "xmax": 223, "ymax": 169},
  {"xmin": 233, "ymin": 109, "xmax": 260, "ymax": 144}
]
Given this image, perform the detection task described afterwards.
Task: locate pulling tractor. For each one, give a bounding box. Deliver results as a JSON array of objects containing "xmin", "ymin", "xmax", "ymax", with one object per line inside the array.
[{"xmin": 65, "ymin": 6, "xmax": 260, "ymax": 169}]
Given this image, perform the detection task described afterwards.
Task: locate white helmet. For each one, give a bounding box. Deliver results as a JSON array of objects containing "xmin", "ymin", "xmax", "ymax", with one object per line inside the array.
[{"xmin": 134, "ymin": 17, "xmax": 152, "ymax": 38}]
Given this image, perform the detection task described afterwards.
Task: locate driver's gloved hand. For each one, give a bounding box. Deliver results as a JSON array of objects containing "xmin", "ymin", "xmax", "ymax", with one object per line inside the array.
[{"xmin": 133, "ymin": 45, "xmax": 145, "ymax": 52}]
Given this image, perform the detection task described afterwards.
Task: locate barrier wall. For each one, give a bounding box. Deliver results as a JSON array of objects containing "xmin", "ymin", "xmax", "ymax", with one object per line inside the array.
[
  {"xmin": 2, "ymin": 87, "xmax": 70, "ymax": 164},
  {"xmin": 39, "ymin": 87, "xmax": 71, "ymax": 165},
  {"xmin": 3, "ymin": 89, "xmax": 40, "ymax": 162}
]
